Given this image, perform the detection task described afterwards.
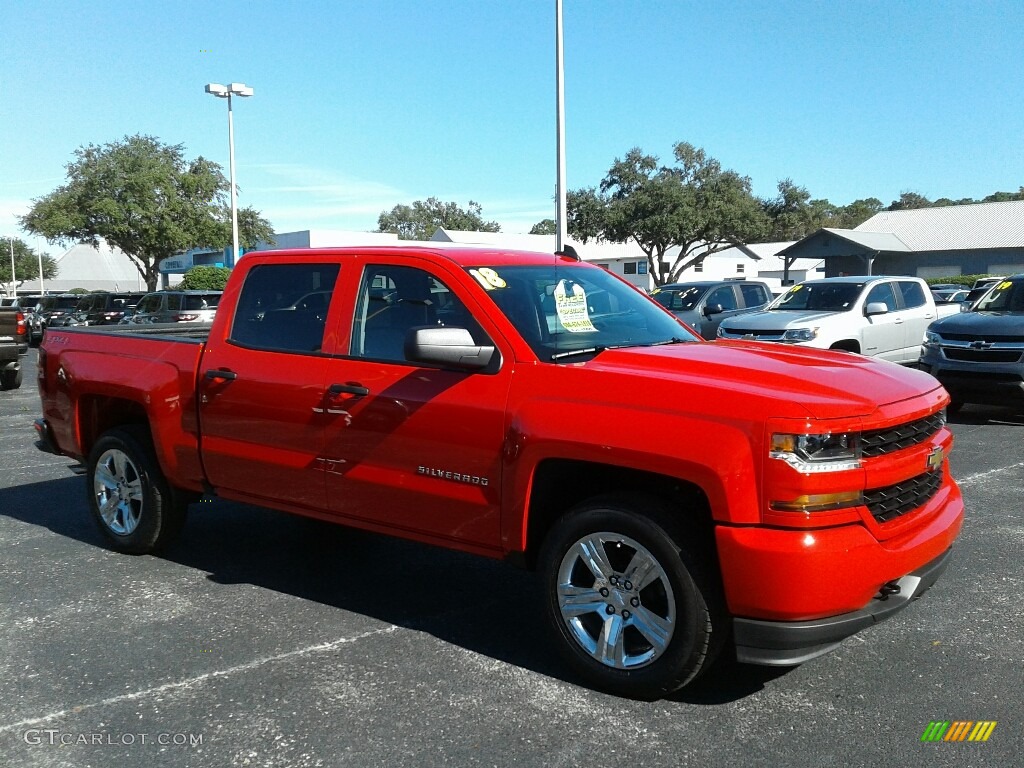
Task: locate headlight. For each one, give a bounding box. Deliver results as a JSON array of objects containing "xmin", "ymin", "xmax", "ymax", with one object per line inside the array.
[
  {"xmin": 782, "ymin": 327, "xmax": 818, "ymax": 342},
  {"xmin": 716, "ymin": 325, "xmax": 727, "ymax": 338},
  {"xmin": 923, "ymin": 330, "xmax": 941, "ymax": 347},
  {"xmin": 770, "ymin": 432, "xmax": 861, "ymax": 473}
]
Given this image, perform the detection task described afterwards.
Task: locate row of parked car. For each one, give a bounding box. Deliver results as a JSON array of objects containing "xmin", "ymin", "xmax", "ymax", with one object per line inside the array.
[
  {"xmin": 1, "ymin": 290, "xmax": 222, "ymax": 346},
  {"xmin": 650, "ymin": 273, "xmax": 1023, "ymax": 411}
]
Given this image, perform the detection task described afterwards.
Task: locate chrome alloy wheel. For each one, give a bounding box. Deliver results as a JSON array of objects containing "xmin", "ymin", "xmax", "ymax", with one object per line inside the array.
[
  {"xmin": 93, "ymin": 448, "xmax": 144, "ymax": 535},
  {"xmin": 556, "ymin": 532, "xmax": 676, "ymax": 669}
]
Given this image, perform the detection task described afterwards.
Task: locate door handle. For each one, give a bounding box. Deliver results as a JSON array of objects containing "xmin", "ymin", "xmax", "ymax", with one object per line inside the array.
[
  {"xmin": 328, "ymin": 382, "xmax": 369, "ymax": 397},
  {"xmin": 205, "ymin": 369, "xmax": 237, "ymax": 381}
]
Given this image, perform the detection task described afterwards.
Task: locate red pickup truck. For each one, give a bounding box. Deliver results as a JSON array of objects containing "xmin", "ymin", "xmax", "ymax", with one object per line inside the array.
[{"xmin": 35, "ymin": 246, "xmax": 963, "ymax": 698}]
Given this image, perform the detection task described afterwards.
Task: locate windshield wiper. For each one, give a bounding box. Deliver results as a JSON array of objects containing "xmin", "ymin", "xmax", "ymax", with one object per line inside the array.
[
  {"xmin": 643, "ymin": 337, "xmax": 692, "ymax": 347},
  {"xmin": 551, "ymin": 346, "xmax": 609, "ymax": 361}
]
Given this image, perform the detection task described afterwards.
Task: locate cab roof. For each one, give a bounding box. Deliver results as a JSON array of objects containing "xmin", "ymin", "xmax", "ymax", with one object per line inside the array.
[{"xmin": 244, "ymin": 246, "xmax": 584, "ymax": 269}]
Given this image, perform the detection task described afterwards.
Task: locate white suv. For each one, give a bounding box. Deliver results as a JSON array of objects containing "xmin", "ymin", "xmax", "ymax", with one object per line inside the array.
[{"xmin": 716, "ymin": 276, "xmax": 946, "ymax": 365}]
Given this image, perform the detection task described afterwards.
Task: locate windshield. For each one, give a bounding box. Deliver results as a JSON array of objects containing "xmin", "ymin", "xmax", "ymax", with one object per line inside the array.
[
  {"xmin": 974, "ymin": 278, "xmax": 1024, "ymax": 312},
  {"xmin": 772, "ymin": 281, "xmax": 864, "ymax": 311},
  {"xmin": 467, "ymin": 264, "xmax": 697, "ymax": 361},
  {"xmin": 651, "ymin": 285, "xmax": 707, "ymax": 312}
]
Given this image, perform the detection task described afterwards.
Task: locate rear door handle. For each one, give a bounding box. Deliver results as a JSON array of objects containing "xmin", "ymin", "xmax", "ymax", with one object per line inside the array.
[
  {"xmin": 205, "ymin": 369, "xmax": 237, "ymax": 381},
  {"xmin": 328, "ymin": 382, "xmax": 369, "ymax": 397}
]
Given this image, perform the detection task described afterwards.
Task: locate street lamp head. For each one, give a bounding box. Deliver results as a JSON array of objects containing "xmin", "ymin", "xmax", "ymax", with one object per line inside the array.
[
  {"xmin": 228, "ymin": 83, "xmax": 254, "ymax": 97},
  {"xmin": 205, "ymin": 83, "xmax": 228, "ymax": 97}
]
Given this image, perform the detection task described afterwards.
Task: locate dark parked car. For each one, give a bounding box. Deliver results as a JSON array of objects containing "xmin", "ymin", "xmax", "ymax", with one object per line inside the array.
[
  {"xmin": 651, "ymin": 280, "xmax": 773, "ymax": 339},
  {"xmin": 125, "ymin": 290, "xmax": 223, "ymax": 325},
  {"xmin": 921, "ymin": 274, "xmax": 1024, "ymax": 411},
  {"xmin": 65, "ymin": 291, "xmax": 147, "ymax": 326},
  {"xmin": 37, "ymin": 294, "xmax": 83, "ymax": 332},
  {"xmin": 1, "ymin": 295, "xmax": 45, "ymax": 345}
]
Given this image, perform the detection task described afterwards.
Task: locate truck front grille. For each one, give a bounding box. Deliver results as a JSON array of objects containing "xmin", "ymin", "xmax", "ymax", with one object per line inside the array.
[
  {"xmin": 944, "ymin": 348, "xmax": 1023, "ymax": 363},
  {"xmin": 861, "ymin": 412, "xmax": 945, "ymax": 458},
  {"xmin": 865, "ymin": 470, "xmax": 943, "ymax": 523}
]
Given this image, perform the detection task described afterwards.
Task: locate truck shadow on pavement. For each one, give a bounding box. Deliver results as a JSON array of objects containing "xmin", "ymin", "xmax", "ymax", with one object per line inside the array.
[
  {"xmin": 947, "ymin": 404, "xmax": 1024, "ymax": 426},
  {"xmin": 1, "ymin": 476, "xmax": 789, "ymax": 704}
]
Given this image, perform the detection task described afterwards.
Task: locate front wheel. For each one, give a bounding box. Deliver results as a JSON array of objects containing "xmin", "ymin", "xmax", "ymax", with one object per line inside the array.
[
  {"xmin": 538, "ymin": 496, "xmax": 725, "ymax": 699},
  {"xmin": 86, "ymin": 426, "xmax": 188, "ymax": 554}
]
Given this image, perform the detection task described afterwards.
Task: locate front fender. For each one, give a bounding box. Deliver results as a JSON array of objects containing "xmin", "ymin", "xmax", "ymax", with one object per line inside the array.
[{"xmin": 501, "ymin": 397, "xmax": 761, "ymax": 552}]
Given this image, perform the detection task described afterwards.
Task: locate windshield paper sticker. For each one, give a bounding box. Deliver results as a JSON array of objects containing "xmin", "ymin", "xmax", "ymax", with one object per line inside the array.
[
  {"xmin": 469, "ymin": 268, "xmax": 507, "ymax": 291},
  {"xmin": 554, "ymin": 280, "xmax": 597, "ymax": 333}
]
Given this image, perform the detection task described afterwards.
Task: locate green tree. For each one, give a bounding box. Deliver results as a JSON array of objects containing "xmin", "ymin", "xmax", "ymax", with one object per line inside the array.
[
  {"xmin": 0, "ymin": 238, "xmax": 59, "ymax": 293},
  {"xmin": 832, "ymin": 197, "xmax": 884, "ymax": 228},
  {"xmin": 568, "ymin": 143, "xmax": 768, "ymax": 285},
  {"xmin": 529, "ymin": 218, "xmax": 556, "ymax": 235},
  {"xmin": 762, "ymin": 180, "xmax": 844, "ymax": 240},
  {"xmin": 19, "ymin": 134, "xmax": 274, "ymax": 291},
  {"xmin": 982, "ymin": 187, "xmax": 1024, "ymax": 203},
  {"xmin": 377, "ymin": 198, "xmax": 500, "ymax": 240},
  {"xmin": 887, "ymin": 191, "xmax": 932, "ymax": 211},
  {"xmin": 178, "ymin": 265, "xmax": 232, "ymax": 290}
]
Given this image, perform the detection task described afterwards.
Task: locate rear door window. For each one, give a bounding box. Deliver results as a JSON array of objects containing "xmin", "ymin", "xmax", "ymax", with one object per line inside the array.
[
  {"xmin": 230, "ymin": 263, "xmax": 340, "ymax": 353},
  {"xmin": 896, "ymin": 280, "xmax": 926, "ymax": 309},
  {"xmin": 739, "ymin": 284, "xmax": 769, "ymax": 307}
]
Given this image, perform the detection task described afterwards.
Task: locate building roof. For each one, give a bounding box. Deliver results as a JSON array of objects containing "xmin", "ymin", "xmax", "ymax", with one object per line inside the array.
[
  {"xmin": 45, "ymin": 243, "xmax": 145, "ymax": 292},
  {"xmin": 853, "ymin": 200, "xmax": 1024, "ymax": 250}
]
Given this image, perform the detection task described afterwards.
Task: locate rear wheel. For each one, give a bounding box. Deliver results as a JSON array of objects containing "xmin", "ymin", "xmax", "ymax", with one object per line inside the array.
[
  {"xmin": 86, "ymin": 426, "xmax": 188, "ymax": 554},
  {"xmin": 0, "ymin": 367, "xmax": 22, "ymax": 390},
  {"xmin": 539, "ymin": 496, "xmax": 725, "ymax": 699}
]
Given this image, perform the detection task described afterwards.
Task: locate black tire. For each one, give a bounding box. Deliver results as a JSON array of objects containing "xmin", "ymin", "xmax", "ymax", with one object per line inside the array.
[
  {"xmin": 85, "ymin": 425, "xmax": 188, "ymax": 554},
  {"xmin": 538, "ymin": 495, "xmax": 726, "ymax": 699},
  {"xmin": 946, "ymin": 401, "xmax": 963, "ymax": 416},
  {"xmin": 0, "ymin": 367, "xmax": 22, "ymax": 390}
]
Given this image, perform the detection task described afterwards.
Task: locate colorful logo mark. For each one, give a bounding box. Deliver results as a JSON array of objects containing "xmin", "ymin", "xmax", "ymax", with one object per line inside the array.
[{"xmin": 921, "ymin": 721, "xmax": 997, "ymax": 742}]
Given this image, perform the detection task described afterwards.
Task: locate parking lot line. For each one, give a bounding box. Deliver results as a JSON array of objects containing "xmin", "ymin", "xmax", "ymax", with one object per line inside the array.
[
  {"xmin": 0, "ymin": 624, "xmax": 399, "ymax": 734},
  {"xmin": 955, "ymin": 461, "xmax": 1024, "ymax": 488}
]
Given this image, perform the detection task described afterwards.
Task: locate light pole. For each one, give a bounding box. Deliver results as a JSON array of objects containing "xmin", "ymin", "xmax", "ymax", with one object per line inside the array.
[
  {"xmin": 205, "ymin": 82, "xmax": 254, "ymax": 267},
  {"xmin": 7, "ymin": 237, "xmax": 15, "ymax": 299},
  {"xmin": 555, "ymin": 0, "xmax": 567, "ymax": 252}
]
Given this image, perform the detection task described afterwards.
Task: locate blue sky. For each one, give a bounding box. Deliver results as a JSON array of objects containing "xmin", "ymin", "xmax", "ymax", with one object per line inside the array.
[{"xmin": 3, "ymin": 0, "xmax": 1023, "ymax": 255}]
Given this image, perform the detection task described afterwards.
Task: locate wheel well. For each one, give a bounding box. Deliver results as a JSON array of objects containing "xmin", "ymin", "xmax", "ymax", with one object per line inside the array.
[
  {"xmin": 829, "ymin": 339, "xmax": 860, "ymax": 354},
  {"xmin": 521, "ymin": 459, "xmax": 715, "ymax": 570},
  {"xmin": 77, "ymin": 396, "xmax": 149, "ymax": 457}
]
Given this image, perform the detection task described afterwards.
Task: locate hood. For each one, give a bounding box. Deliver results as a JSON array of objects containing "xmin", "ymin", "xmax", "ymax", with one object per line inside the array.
[
  {"xmin": 583, "ymin": 341, "xmax": 945, "ymax": 420},
  {"xmin": 931, "ymin": 310, "xmax": 1024, "ymax": 338},
  {"xmin": 720, "ymin": 309, "xmax": 849, "ymax": 330}
]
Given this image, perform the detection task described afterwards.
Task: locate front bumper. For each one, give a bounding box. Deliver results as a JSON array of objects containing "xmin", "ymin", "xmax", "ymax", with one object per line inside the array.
[
  {"xmin": 920, "ymin": 346, "xmax": 1024, "ymax": 405},
  {"xmin": 34, "ymin": 418, "xmax": 61, "ymax": 455},
  {"xmin": 733, "ymin": 548, "xmax": 951, "ymax": 665}
]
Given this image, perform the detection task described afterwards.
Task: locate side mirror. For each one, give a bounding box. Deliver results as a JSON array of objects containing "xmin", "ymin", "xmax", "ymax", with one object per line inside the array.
[
  {"xmin": 703, "ymin": 303, "xmax": 724, "ymax": 317},
  {"xmin": 865, "ymin": 302, "xmax": 889, "ymax": 316},
  {"xmin": 405, "ymin": 326, "xmax": 495, "ymax": 370}
]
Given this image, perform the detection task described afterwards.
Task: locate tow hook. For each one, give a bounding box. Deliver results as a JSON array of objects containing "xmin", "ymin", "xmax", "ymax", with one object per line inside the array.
[{"xmin": 876, "ymin": 581, "xmax": 902, "ymax": 601}]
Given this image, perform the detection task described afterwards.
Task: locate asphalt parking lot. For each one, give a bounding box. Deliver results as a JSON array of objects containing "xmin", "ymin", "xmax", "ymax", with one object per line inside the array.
[{"xmin": 1, "ymin": 350, "xmax": 1021, "ymax": 767}]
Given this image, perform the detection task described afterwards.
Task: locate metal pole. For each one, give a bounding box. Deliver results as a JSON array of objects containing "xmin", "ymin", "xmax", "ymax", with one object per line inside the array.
[
  {"xmin": 38, "ymin": 248, "xmax": 45, "ymax": 294},
  {"xmin": 8, "ymin": 238, "xmax": 16, "ymax": 298},
  {"xmin": 555, "ymin": 0, "xmax": 567, "ymax": 252},
  {"xmin": 227, "ymin": 92, "xmax": 240, "ymax": 267}
]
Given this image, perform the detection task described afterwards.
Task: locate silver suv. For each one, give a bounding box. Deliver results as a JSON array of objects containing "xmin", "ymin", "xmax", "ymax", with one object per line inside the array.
[
  {"xmin": 651, "ymin": 280, "xmax": 773, "ymax": 339},
  {"xmin": 124, "ymin": 290, "xmax": 222, "ymax": 325}
]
